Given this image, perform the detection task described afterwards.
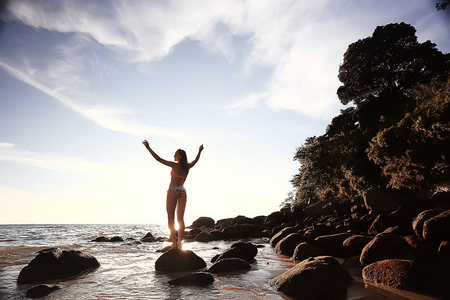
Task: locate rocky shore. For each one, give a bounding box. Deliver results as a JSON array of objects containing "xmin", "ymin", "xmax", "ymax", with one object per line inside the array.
[{"xmin": 17, "ymin": 188, "xmax": 449, "ymax": 299}]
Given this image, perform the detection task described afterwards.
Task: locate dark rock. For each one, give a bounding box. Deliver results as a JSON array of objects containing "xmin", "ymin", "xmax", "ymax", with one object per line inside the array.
[
  {"xmin": 269, "ymin": 227, "xmax": 296, "ymax": 247},
  {"xmin": 360, "ymin": 233, "xmax": 415, "ymax": 267},
  {"xmin": 141, "ymin": 232, "xmax": 157, "ymax": 243},
  {"xmin": 18, "ymin": 248, "xmax": 100, "ymax": 284},
  {"xmin": 412, "ymin": 208, "xmax": 444, "ymax": 239},
  {"xmin": 423, "ymin": 210, "xmax": 450, "ymax": 245},
  {"xmin": 363, "ymin": 188, "xmax": 417, "ymax": 213},
  {"xmin": 26, "ymin": 284, "xmax": 60, "ymax": 298},
  {"xmin": 342, "ymin": 235, "xmax": 372, "ymax": 257},
  {"xmin": 109, "ymin": 236, "xmax": 124, "ymax": 242},
  {"xmin": 292, "ymin": 242, "xmax": 326, "ymax": 261},
  {"xmin": 195, "ymin": 232, "xmax": 213, "ymax": 242},
  {"xmin": 191, "ymin": 217, "xmax": 215, "ymax": 229},
  {"xmin": 269, "ymin": 256, "xmax": 352, "ymax": 300},
  {"xmin": 215, "ymin": 218, "xmax": 233, "ymax": 229},
  {"xmin": 342, "ymin": 255, "xmax": 363, "ymax": 277},
  {"xmin": 209, "ymin": 230, "xmax": 224, "ymax": 241},
  {"xmin": 212, "ymin": 242, "xmax": 258, "ymax": 263},
  {"xmin": 232, "ymin": 215, "xmax": 253, "ymax": 225},
  {"xmin": 438, "ymin": 241, "xmax": 450, "ymax": 253},
  {"xmin": 155, "ymin": 249, "xmax": 206, "ymax": 272},
  {"xmin": 91, "ymin": 236, "xmax": 123, "ymax": 242},
  {"xmin": 368, "ymin": 208, "xmax": 414, "ymax": 235},
  {"xmin": 251, "ymin": 215, "xmax": 267, "ymax": 225},
  {"xmin": 275, "ymin": 233, "xmax": 306, "ymax": 257},
  {"xmin": 221, "ymin": 224, "xmax": 262, "ymax": 239},
  {"xmin": 362, "ymin": 259, "xmax": 419, "ymax": 290},
  {"xmin": 265, "ymin": 211, "xmax": 285, "ymax": 227},
  {"xmin": 314, "ymin": 232, "xmax": 351, "ymax": 257},
  {"xmin": 207, "ymin": 258, "xmax": 251, "ymax": 274},
  {"xmin": 168, "ymin": 272, "xmax": 214, "ymax": 286}
]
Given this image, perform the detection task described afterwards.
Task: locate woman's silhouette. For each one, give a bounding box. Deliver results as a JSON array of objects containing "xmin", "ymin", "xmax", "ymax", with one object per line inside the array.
[{"xmin": 142, "ymin": 140, "xmax": 204, "ymax": 249}]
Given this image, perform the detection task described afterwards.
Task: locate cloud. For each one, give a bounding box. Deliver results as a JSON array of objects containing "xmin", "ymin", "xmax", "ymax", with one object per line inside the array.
[{"xmin": 0, "ymin": 143, "xmax": 109, "ymax": 172}]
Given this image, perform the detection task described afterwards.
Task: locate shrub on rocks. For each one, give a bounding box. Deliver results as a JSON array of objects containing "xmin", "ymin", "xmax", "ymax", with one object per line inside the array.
[
  {"xmin": 18, "ymin": 248, "xmax": 100, "ymax": 284},
  {"xmin": 360, "ymin": 233, "xmax": 415, "ymax": 267},
  {"xmin": 363, "ymin": 188, "xmax": 418, "ymax": 213},
  {"xmin": 269, "ymin": 256, "xmax": 352, "ymax": 300},
  {"xmin": 155, "ymin": 249, "xmax": 206, "ymax": 272},
  {"xmin": 293, "ymin": 242, "xmax": 326, "ymax": 261}
]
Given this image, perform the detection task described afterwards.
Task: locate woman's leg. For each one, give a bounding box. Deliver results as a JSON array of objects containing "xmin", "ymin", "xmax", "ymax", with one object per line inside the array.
[
  {"xmin": 166, "ymin": 190, "xmax": 179, "ymax": 248},
  {"xmin": 176, "ymin": 193, "xmax": 187, "ymax": 248}
]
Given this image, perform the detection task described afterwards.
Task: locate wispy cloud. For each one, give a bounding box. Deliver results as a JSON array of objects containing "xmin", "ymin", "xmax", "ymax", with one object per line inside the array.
[{"xmin": 0, "ymin": 143, "xmax": 109, "ymax": 172}]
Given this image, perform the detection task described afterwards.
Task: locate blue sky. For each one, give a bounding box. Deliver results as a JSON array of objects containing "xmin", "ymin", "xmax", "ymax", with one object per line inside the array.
[{"xmin": 0, "ymin": 0, "xmax": 449, "ymax": 224}]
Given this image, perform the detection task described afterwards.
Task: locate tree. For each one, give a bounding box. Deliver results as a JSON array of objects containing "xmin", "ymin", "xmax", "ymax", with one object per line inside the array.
[{"xmin": 436, "ymin": 0, "xmax": 449, "ymax": 10}]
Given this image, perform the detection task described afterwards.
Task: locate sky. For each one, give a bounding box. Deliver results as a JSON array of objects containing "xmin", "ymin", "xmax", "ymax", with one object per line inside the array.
[{"xmin": 0, "ymin": 0, "xmax": 449, "ymax": 225}]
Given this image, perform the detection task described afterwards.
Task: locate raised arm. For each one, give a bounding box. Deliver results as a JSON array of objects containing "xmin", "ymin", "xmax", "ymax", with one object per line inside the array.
[
  {"xmin": 188, "ymin": 144, "xmax": 204, "ymax": 169},
  {"xmin": 142, "ymin": 140, "xmax": 175, "ymax": 167}
]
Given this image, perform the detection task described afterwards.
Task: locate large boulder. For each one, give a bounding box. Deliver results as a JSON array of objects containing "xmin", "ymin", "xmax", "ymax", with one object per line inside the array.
[
  {"xmin": 17, "ymin": 248, "xmax": 100, "ymax": 284},
  {"xmin": 314, "ymin": 232, "xmax": 352, "ymax": 257},
  {"xmin": 212, "ymin": 242, "xmax": 258, "ymax": 263},
  {"xmin": 269, "ymin": 256, "xmax": 352, "ymax": 300},
  {"xmin": 360, "ymin": 233, "xmax": 415, "ymax": 267},
  {"xmin": 412, "ymin": 208, "xmax": 444, "ymax": 239},
  {"xmin": 207, "ymin": 258, "xmax": 251, "ymax": 274},
  {"xmin": 363, "ymin": 188, "xmax": 417, "ymax": 213},
  {"xmin": 221, "ymin": 224, "xmax": 262, "ymax": 239},
  {"xmin": 293, "ymin": 242, "xmax": 326, "ymax": 261},
  {"xmin": 269, "ymin": 227, "xmax": 296, "ymax": 247},
  {"xmin": 275, "ymin": 233, "xmax": 306, "ymax": 257},
  {"xmin": 168, "ymin": 272, "xmax": 214, "ymax": 286},
  {"xmin": 155, "ymin": 249, "xmax": 206, "ymax": 272},
  {"xmin": 423, "ymin": 210, "xmax": 450, "ymax": 245},
  {"xmin": 362, "ymin": 259, "xmax": 419, "ymax": 290},
  {"xmin": 191, "ymin": 217, "xmax": 215, "ymax": 229},
  {"xmin": 342, "ymin": 235, "xmax": 373, "ymax": 257}
]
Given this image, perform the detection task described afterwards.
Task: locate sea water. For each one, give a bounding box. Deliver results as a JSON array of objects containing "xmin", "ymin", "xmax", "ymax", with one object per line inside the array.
[{"xmin": 0, "ymin": 224, "xmax": 439, "ymax": 299}]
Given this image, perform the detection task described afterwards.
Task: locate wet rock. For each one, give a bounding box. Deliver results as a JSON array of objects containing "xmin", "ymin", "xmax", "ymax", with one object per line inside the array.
[
  {"xmin": 342, "ymin": 235, "xmax": 372, "ymax": 257},
  {"xmin": 438, "ymin": 241, "xmax": 450, "ymax": 253},
  {"xmin": 207, "ymin": 258, "xmax": 251, "ymax": 274},
  {"xmin": 195, "ymin": 232, "xmax": 213, "ymax": 242},
  {"xmin": 292, "ymin": 242, "xmax": 325, "ymax": 261},
  {"xmin": 412, "ymin": 208, "xmax": 444, "ymax": 239},
  {"xmin": 423, "ymin": 210, "xmax": 450, "ymax": 245},
  {"xmin": 155, "ymin": 249, "xmax": 206, "ymax": 272},
  {"xmin": 360, "ymin": 233, "xmax": 415, "ymax": 267},
  {"xmin": 18, "ymin": 248, "xmax": 100, "ymax": 284},
  {"xmin": 91, "ymin": 236, "xmax": 124, "ymax": 242},
  {"xmin": 269, "ymin": 256, "xmax": 352, "ymax": 300},
  {"xmin": 269, "ymin": 227, "xmax": 296, "ymax": 247},
  {"xmin": 191, "ymin": 217, "xmax": 215, "ymax": 229},
  {"xmin": 314, "ymin": 232, "xmax": 352, "ymax": 257},
  {"xmin": 168, "ymin": 272, "xmax": 214, "ymax": 286},
  {"xmin": 275, "ymin": 233, "xmax": 307, "ymax": 257},
  {"xmin": 26, "ymin": 284, "xmax": 60, "ymax": 298},
  {"xmin": 362, "ymin": 259, "xmax": 419, "ymax": 290},
  {"xmin": 141, "ymin": 232, "xmax": 157, "ymax": 243},
  {"xmin": 212, "ymin": 242, "xmax": 258, "ymax": 263},
  {"xmin": 221, "ymin": 224, "xmax": 262, "ymax": 239}
]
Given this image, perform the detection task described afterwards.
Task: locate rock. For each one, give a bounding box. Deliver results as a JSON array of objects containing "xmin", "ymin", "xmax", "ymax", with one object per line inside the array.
[
  {"xmin": 269, "ymin": 227, "xmax": 296, "ymax": 247},
  {"xmin": 207, "ymin": 258, "xmax": 251, "ymax": 274},
  {"xmin": 412, "ymin": 208, "xmax": 444, "ymax": 239},
  {"xmin": 363, "ymin": 188, "xmax": 417, "ymax": 213},
  {"xmin": 26, "ymin": 284, "xmax": 60, "ymax": 298},
  {"xmin": 314, "ymin": 232, "xmax": 352, "ymax": 257},
  {"xmin": 91, "ymin": 236, "xmax": 123, "ymax": 242},
  {"xmin": 362, "ymin": 259, "xmax": 419, "ymax": 290},
  {"xmin": 195, "ymin": 232, "xmax": 213, "ymax": 242},
  {"xmin": 265, "ymin": 211, "xmax": 286, "ymax": 227},
  {"xmin": 212, "ymin": 242, "xmax": 258, "ymax": 263},
  {"xmin": 269, "ymin": 256, "xmax": 352, "ymax": 300},
  {"xmin": 439, "ymin": 241, "xmax": 450, "ymax": 254},
  {"xmin": 168, "ymin": 272, "xmax": 214, "ymax": 286},
  {"xmin": 293, "ymin": 242, "xmax": 326, "ymax": 261},
  {"xmin": 215, "ymin": 218, "xmax": 234, "ymax": 229},
  {"xmin": 221, "ymin": 224, "xmax": 262, "ymax": 239},
  {"xmin": 368, "ymin": 208, "xmax": 414, "ymax": 236},
  {"xmin": 423, "ymin": 210, "xmax": 450, "ymax": 245},
  {"xmin": 141, "ymin": 232, "xmax": 157, "ymax": 243},
  {"xmin": 155, "ymin": 249, "xmax": 206, "ymax": 272},
  {"xmin": 342, "ymin": 235, "xmax": 372, "ymax": 257},
  {"xmin": 360, "ymin": 233, "xmax": 415, "ymax": 267},
  {"xmin": 191, "ymin": 216, "xmax": 215, "ymax": 229},
  {"xmin": 275, "ymin": 233, "xmax": 307, "ymax": 257},
  {"xmin": 17, "ymin": 248, "xmax": 100, "ymax": 284},
  {"xmin": 232, "ymin": 215, "xmax": 253, "ymax": 225},
  {"xmin": 342, "ymin": 255, "xmax": 363, "ymax": 277}
]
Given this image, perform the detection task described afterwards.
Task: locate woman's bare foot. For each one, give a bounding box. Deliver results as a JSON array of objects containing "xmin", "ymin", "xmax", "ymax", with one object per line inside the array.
[
  {"xmin": 170, "ymin": 243, "xmax": 178, "ymax": 250},
  {"xmin": 177, "ymin": 241, "xmax": 183, "ymax": 249}
]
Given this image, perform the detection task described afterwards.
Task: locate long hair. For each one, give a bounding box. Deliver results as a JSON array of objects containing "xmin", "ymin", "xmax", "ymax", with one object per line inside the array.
[{"xmin": 177, "ymin": 149, "xmax": 188, "ymax": 171}]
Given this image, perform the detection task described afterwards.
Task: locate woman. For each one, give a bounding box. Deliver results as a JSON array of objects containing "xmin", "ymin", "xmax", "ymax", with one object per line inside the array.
[{"xmin": 142, "ymin": 140, "xmax": 204, "ymax": 249}]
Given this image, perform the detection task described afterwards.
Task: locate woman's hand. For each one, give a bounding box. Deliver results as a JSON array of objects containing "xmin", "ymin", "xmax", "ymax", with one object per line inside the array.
[
  {"xmin": 142, "ymin": 140, "xmax": 149, "ymax": 148},
  {"xmin": 199, "ymin": 144, "xmax": 204, "ymax": 152}
]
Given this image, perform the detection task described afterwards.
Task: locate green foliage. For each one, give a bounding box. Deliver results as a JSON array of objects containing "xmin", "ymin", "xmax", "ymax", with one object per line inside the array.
[{"xmin": 291, "ymin": 23, "xmax": 449, "ymax": 205}]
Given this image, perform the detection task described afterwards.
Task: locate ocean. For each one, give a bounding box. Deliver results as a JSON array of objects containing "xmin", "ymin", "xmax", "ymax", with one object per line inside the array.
[{"xmin": 0, "ymin": 224, "xmax": 439, "ymax": 299}]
